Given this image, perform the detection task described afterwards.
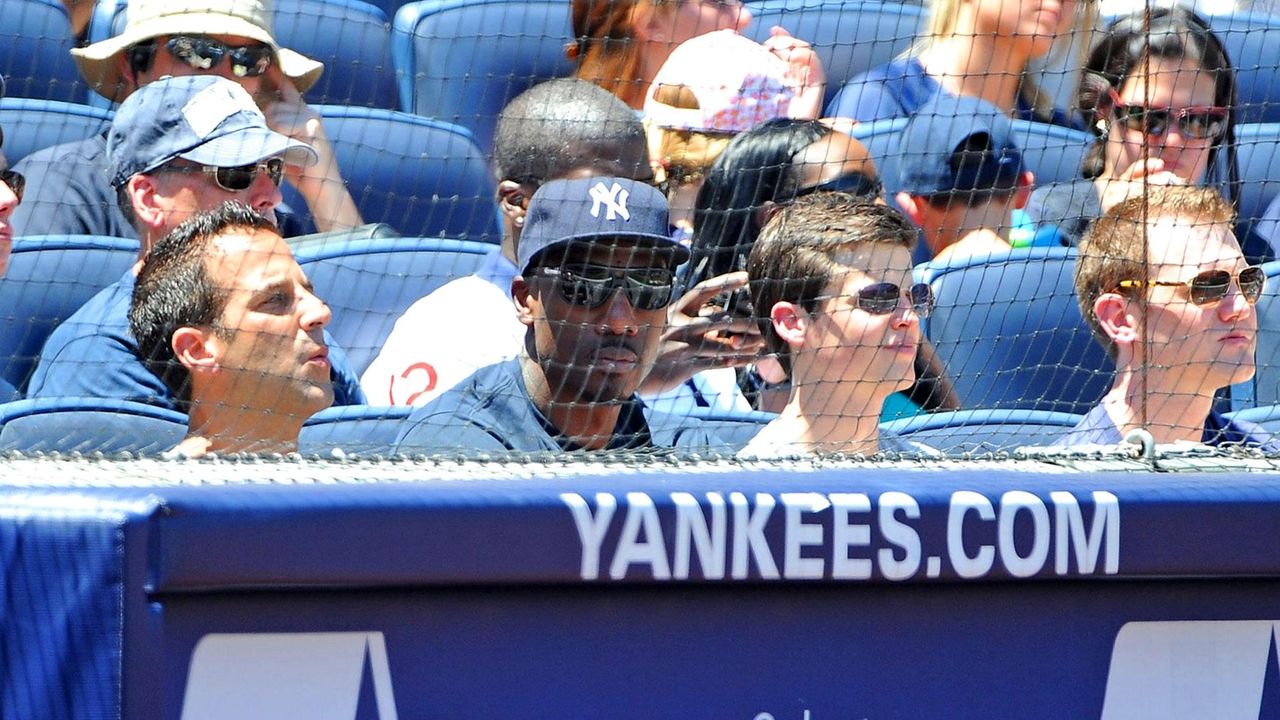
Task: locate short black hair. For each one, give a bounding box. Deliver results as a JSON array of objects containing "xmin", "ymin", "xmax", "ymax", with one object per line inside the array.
[{"xmin": 129, "ymin": 201, "xmax": 278, "ymax": 408}]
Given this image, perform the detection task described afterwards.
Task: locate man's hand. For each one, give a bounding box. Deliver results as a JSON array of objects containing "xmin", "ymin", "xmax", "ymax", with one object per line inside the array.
[
  {"xmin": 259, "ymin": 66, "xmax": 363, "ymax": 232},
  {"xmin": 639, "ymin": 271, "xmax": 766, "ymax": 396}
]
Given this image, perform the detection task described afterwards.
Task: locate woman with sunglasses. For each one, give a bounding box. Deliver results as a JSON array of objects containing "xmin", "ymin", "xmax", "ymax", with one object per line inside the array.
[
  {"xmin": 568, "ymin": 0, "xmax": 823, "ymax": 112},
  {"xmin": 828, "ymin": 0, "xmax": 1095, "ymax": 128},
  {"xmin": 1027, "ymin": 7, "xmax": 1267, "ymax": 262}
]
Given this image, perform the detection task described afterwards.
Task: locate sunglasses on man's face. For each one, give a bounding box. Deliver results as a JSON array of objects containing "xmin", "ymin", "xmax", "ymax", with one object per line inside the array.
[
  {"xmin": 164, "ymin": 36, "xmax": 274, "ymax": 78},
  {"xmin": 535, "ymin": 264, "xmax": 676, "ymax": 311},
  {"xmin": 850, "ymin": 282, "xmax": 935, "ymax": 318},
  {"xmin": 166, "ymin": 157, "xmax": 285, "ymax": 193},
  {"xmin": 0, "ymin": 168, "xmax": 23, "ymax": 203},
  {"xmin": 794, "ymin": 171, "xmax": 883, "ymax": 200},
  {"xmin": 1109, "ymin": 91, "xmax": 1228, "ymax": 141},
  {"xmin": 1117, "ymin": 266, "xmax": 1266, "ymax": 306}
]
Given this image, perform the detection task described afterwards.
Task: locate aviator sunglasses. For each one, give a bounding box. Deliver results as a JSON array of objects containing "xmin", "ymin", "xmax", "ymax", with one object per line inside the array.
[
  {"xmin": 535, "ymin": 264, "xmax": 677, "ymax": 311},
  {"xmin": 164, "ymin": 157, "xmax": 285, "ymax": 193},
  {"xmin": 1117, "ymin": 266, "xmax": 1266, "ymax": 306},
  {"xmin": 1109, "ymin": 90, "xmax": 1228, "ymax": 141},
  {"xmin": 851, "ymin": 282, "xmax": 935, "ymax": 318}
]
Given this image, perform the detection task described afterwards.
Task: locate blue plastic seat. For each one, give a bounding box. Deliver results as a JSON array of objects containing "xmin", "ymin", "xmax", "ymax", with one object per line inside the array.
[
  {"xmin": 281, "ymin": 106, "xmax": 499, "ymax": 241},
  {"xmin": 300, "ymin": 404, "xmax": 414, "ymax": 456},
  {"xmin": 0, "ymin": 0, "xmax": 86, "ymax": 102},
  {"xmin": 0, "ymin": 98, "xmax": 113, "ymax": 165},
  {"xmin": 880, "ymin": 408, "xmax": 1084, "ymax": 454},
  {"xmin": 0, "ymin": 397, "xmax": 186, "ymax": 454},
  {"xmin": 296, "ymin": 236, "xmax": 495, "ymax": 376},
  {"xmin": 90, "ymin": 0, "xmax": 398, "ymax": 108},
  {"xmin": 744, "ymin": 0, "xmax": 926, "ymax": 112},
  {"xmin": 392, "ymin": 0, "xmax": 574, "ymax": 153},
  {"xmin": 0, "ymin": 236, "xmax": 139, "ymax": 393},
  {"xmin": 915, "ymin": 246, "xmax": 1116, "ymax": 414},
  {"xmin": 1205, "ymin": 11, "xmax": 1280, "ymax": 124},
  {"xmin": 850, "ymin": 116, "xmax": 1093, "ymax": 197},
  {"xmin": 1233, "ymin": 123, "xmax": 1280, "ymax": 256}
]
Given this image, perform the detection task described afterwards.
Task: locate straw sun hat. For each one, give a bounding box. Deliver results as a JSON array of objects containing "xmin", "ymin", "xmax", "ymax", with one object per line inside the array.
[{"xmin": 71, "ymin": 0, "xmax": 324, "ymax": 103}]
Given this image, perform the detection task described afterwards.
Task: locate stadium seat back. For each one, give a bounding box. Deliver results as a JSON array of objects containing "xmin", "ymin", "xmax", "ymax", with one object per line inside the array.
[
  {"xmin": 392, "ymin": 0, "xmax": 574, "ymax": 153},
  {"xmin": 880, "ymin": 408, "xmax": 1084, "ymax": 454},
  {"xmin": 296, "ymin": 236, "xmax": 494, "ymax": 376},
  {"xmin": 281, "ymin": 106, "xmax": 499, "ymax": 242},
  {"xmin": 916, "ymin": 246, "xmax": 1115, "ymax": 414},
  {"xmin": 0, "ymin": 0, "xmax": 86, "ymax": 102},
  {"xmin": 744, "ymin": 0, "xmax": 926, "ymax": 112},
  {"xmin": 92, "ymin": 0, "xmax": 398, "ymax": 108},
  {"xmin": 300, "ymin": 405, "xmax": 414, "ymax": 456},
  {"xmin": 1208, "ymin": 11, "xmax": 1280, "ymax": 124},
  {"xmin": 0, "ymin": 398, "xmax": 186, "ymax": 454},
  {"xmin": 0, "ymin": 98, "xmax": 113, "ymax": 165},
  {"xmin": 0, "ymin": 236, "xmax": 139, "ymax": 393},
  {"xmin": 1232, "ymin": 122, "xmax": 1280, "ymax": 258}
]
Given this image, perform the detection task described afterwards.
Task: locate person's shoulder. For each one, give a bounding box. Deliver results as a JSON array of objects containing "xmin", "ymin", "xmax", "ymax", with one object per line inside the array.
[
  {"xmin": 826, "ymin": 57, "xmax": 925, "ymax": 121},
  {"xmin": 645, "ymin": 406, "xmax": 735, "ymax": 452},
  {"xmin": 1049, "ymin": 404, "xmax": 1118, "ymax": 447},
  {"xmin": 14, "ymin": 134, "xmax": 108, "ymax": 170},
  {"xmin": 394, "ymin": 360, "xmax": 526, "ymax": 453}
]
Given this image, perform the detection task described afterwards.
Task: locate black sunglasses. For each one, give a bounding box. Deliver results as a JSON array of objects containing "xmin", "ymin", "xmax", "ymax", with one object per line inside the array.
[
  {"xmin": 1118, "ymin": 266, "xmax": 1266, "ymax": 306},
  {"xmin": 852, "ymin": 282, "xmax": 935, "ymax": 317},
  {"xmin": 164, "ymin": 36, "xmax": 274, "ymax": 78},
  {"xmin": 535, "ymin": 264, "xmax": 676, "ymax": 311},
  {"xmin": 794, "ymin": 171, "xmax": 883, "ymax": 200},
  {"xmin": 1, "ymin": 169, "xmax": 24, "ymax": 202},
  {"xmin": 1109, "ymin": 91, "xmax": 1228, "ymax": 141},
  {"xmin": 165, "ymin": 157, "xmax": 285, "ymax": 192}
]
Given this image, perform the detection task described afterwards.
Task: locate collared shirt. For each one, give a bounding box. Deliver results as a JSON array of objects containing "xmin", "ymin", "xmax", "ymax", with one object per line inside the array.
[
  {"xmin": 29, "ymin": 271, "xmax": 366, "ymax": 409},
  {"xmin": 1052, "ymin": 402, "xmax": 1280, "ymax": 451},
  {"xmin": 392, "ymin": 358, "xmax": 723, "ymax": 455}
]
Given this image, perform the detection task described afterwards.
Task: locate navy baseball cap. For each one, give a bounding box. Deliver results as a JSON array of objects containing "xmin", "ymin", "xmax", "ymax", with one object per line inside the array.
[
  {"xmin": 107, "ymin": 75, "xmax": 317, "ymax": 188},
  {"xmin": 517, "ymin": 177, "xmax": 690, "ymax": 273},
  {"xmin": 897, "ymin": 94, "xmax": 1024, "ymax": 196}
]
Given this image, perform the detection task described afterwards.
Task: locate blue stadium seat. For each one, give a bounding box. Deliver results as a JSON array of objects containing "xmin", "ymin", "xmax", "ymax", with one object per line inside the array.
[
  {"xmin": 0, "ymin": 98, "xmax": 113, "ymax": 165},
  {"xmin": 296, "ymin": 236, "xmax": 494, "ymax": 376},
  {"xmin": 0, "ymin": 236, "xmax": 139, "ymax": 393},
  {"xmin": 392, "ymin": 0, "xmax": 574, "ymax": 153},
  {"xmin": 0, "ymin": 397, "xmax": 186, "ymax": 453},
  {"xmin": 282, "ymin": 105, "xmax": 499, "ymax": 242},
  {"xmin": 1234, "ymin": 122, "xmax": 1280, "ymax": 255},
  {"xmin": 1247, "ymin": 259, "xmax": 1280, "ymax": 407},
  {"xmin": 850, "ymin": 116, "xmax": 1093, "ymax": 198},
  {"xmin": 744, "ymin": 0, "xmax": 926, "ymax": 112},
  {"xmin": 1205, "ymin": 11, "xmax": 1280, "ymax": 124},
  {"xmin": 90, "ymin": 0, "xmax": 399, "ymax": 109},
  {"xmin": 915, "ymin": 246, "xmax": 1115, "ymax": 414},
  {"xmin": 688, "ymin": 409, "xmax": 778, "ymax": 454},
  {"xmin": 0, "ymin": 0, "xmax": 86, "ymax": 102},
  {"xmin": 300, "ymin": 404, "xmax": 413, "ymax": 456},
  {"xmin": 1223, "ymin": 404, "xmax": 1280, "ymax": 435},
  {"xmin": 880, "ymin": 408, "xmax": 1084, "ymax": 454}
]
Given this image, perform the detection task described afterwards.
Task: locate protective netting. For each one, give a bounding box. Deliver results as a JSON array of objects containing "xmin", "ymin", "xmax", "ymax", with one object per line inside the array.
[{"xmin": 0, "ymin": 0, "xmax": 1278, "ymax": 462}]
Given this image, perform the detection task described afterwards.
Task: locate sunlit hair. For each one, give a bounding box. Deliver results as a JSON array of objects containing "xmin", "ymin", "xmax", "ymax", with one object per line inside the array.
[
  {"xmin": 748, "ymin": 193, "xmax": 917, "ymax": 374},
  {"xmin": 913, "ymin": 0, "xmax": 1099, "ymax": 124},
  {"xmin": 568, "ymin": 0, "xmax": 674, "ymax": 108},
  {"xmin": 129, "ymin": 201, "xmax": 278, "ymax": 408},
  {"xmin": 1075, "ymin": 185, "xmax": 1236, "ymax": 359},
  {"xmin": 1078, "ymin": 5, "xmax": 1238, "ymax": 194}
]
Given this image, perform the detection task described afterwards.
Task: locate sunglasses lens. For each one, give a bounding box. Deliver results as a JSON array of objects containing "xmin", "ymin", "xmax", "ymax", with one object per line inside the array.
[
  {"xmin": 554, "ymin": 265, "xmax": 674, "ymax": 310},
  {"xmin": 1180, "ymin": 111, "xmax": 1226, "ymax": 140},
  {"xmin": 1240, "ymin": 266, "xmax": 1267, "ymax": 303},
  {"xmin": 1189, "ymin": 270, "xmax": 1233, "ymax": 305},
  {"xmin": 229, "ymin": 45, "xmax": 273, "ymax": 77},
  {"xmin": 857, "ymin": 283, "xmax": 903, "ymax": 315},
  {"xmin": 167, "ymin": 36, "xmax": 223, "ymax": 70},
  {"xmin": 214, "ymin": 159, "xmax": 284, "ymax": 191},
  {"xmin": 624, "ymin": 268, "xmax": 676, "ymax": 310},
  {"xmin": 2, "ymin": 170, "xmax": 24, "ymax": 202},
  {"xmin": 910, "ymin": 283, "xmax": 934, "ymax": 317}
]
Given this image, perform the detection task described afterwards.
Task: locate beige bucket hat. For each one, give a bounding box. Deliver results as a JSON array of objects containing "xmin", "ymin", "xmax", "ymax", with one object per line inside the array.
[{"xmin": 71, "ymin": 0, "xmax": 324, "ymax": 103}]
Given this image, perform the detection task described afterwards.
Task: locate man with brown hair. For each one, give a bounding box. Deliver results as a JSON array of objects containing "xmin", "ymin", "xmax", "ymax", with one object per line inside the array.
[
  {"xmin": 740, "ymin": 192, "xmax": 936, "ymax": 457},
  {"xmin": 1056, "ymin": 185, "xmax": 1277, "ymax": 449}
]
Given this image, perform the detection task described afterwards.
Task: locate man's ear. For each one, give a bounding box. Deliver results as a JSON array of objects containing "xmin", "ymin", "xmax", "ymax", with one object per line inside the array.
[
  {"xmin": 629, "ymin": 2, "xmax": 665, "ymax": 43},
  {"xmin": 127, "ymin": 174, "xmax": 167, "ymax": 234},
  {"xmin": 512, "ymin": 276, "xmax": 536, "ymax": 328},
  {"xmin": 1094, "ymin": 292, "xmax": 1138, "ymax": 346},
  {"xmin": 895, "ymin": 192, "xmax": 926, "ymax": 227},
  {"xmin": 753, "ymin": 200, "xmax": 782, "ymax": 233},
  {"xmin": 171, "ymin": 327, "xmax": 219, "ymax": 372},
  {"xmin": 1013, "ymin": 170, "xmax": 1035, "ymax": 210},
  {"xmin": 769, "ymin": 301, "xmax": 809, "ymax": 350}
]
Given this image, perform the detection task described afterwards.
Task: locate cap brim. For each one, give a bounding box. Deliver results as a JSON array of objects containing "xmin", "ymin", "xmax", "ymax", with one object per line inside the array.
[
  {"xmin": 527, "ymin": 233, "xmax": 691, "ymax": 271},
  {"xmin": 177, "ymin": 127, "xmax": 318, "ymax": 169},
  {"xmin": 71, "ymin": 15, "xmax": 323, "ymax": 102}
]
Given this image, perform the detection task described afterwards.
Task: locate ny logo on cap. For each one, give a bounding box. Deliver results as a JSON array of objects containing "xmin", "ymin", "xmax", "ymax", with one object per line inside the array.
[{"xmin": 589, "ymin": 181, "xmax": 630, "ymax": 222}]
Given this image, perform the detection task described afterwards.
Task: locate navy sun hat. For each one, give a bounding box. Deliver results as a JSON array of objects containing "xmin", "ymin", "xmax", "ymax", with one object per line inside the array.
[
  {"xmin": 107, "ymin": 75, "xmax": 317, "ymax": 189},
  {"xmin": 517, "ymin": 176, "xmax": 690, "ymax": 273},
  {"xmin": 897, "ymin": 94, "xmax": 1025, "ymax": 197}
]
